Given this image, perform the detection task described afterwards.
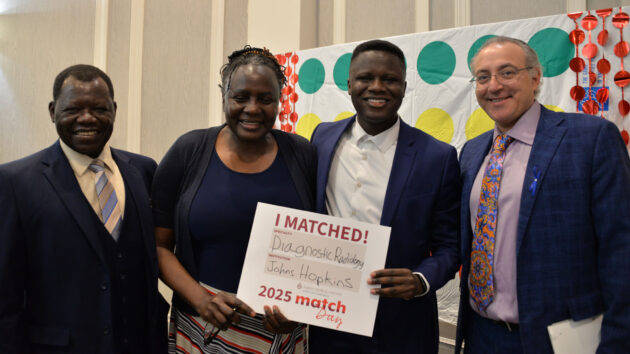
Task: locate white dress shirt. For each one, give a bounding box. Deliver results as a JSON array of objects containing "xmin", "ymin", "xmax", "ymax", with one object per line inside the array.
[
  {"xmin": 325, "ymin": 117, "xmax": 429, "ymax": 295},
  {"xmin": 60, "ymin": 140, "xmax": 126, "ymax": 221}
]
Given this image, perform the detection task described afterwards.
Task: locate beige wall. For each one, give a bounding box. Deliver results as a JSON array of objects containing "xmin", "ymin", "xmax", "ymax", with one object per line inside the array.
[{"xmin": 2, "ymin": 0, "xmax": 626, "ymax": 164}]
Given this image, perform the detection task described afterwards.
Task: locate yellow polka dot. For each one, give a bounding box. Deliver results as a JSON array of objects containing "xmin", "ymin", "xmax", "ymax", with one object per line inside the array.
[
  {"xmin": 296, "ymin": 113, "xmax": 322, "ymax": 141},
  {"xmin": 544, "ymin": 104, "xmax": 564, "ymax": 112},
  {"xmin": 334, "ymin": 111, "xmax": 355, "ymax": 122},
  {"xmin": 466, "ymin": 108, "xmax": 495, "ymax": 140},
  {"xmin": 415, "ymin": 108, "xmax": 454, "ymax": 143}
]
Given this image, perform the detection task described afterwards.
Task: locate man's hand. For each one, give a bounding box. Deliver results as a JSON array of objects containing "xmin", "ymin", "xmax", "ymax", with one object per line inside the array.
[{"xmin": 367, "ymin": 268, "xmax": 425, "ymax": 300}]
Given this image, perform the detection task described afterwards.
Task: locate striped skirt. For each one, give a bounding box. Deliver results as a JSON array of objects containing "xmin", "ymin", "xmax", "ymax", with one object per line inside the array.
[{"xmin": 168, "ymin": 283, "xmax": 307, "ymax": 354}]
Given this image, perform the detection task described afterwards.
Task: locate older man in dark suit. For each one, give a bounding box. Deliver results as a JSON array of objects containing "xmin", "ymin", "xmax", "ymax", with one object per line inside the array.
[
  {"xmin": 456, "ymin": 36, "xmax": 630, "ymax": 353},
  {"xmin": 0, "ymin": 64, "xmax": 168, "ymax": 353}
]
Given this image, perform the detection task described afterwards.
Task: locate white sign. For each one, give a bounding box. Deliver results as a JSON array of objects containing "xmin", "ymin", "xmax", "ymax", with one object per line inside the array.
[{"xmin": 237, "ymin": 202, "xmax": 391, "ymax": 336}]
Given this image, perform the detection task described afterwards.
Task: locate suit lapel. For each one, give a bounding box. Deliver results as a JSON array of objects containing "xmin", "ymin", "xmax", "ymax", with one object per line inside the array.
[
  {"xmin": 516, "ymin": 108, "xmax": 566, "ymax": 254},
  {"xmin": 380, "ymin": 121, "xmax": 417, "ymax": 226},
  {"xmin": 42, "ymin": 142, "xmax": 105, "ymax": 265},
  {"xmin": 112, "ymin": 150, "xmax": 153, "ymax": 262},
  {"xmin": 315, "ymin": 117, "xmax": 355, "ymax": 213}
]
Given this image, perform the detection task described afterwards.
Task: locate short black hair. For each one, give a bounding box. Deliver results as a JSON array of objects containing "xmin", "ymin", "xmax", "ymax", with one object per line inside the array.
[
  {"xmin": 52, "ymin": 64, "xmax": 114, "ymax": 101},
  {"xmin": 219, "ymin": 45, "xmax": 286, "ymax": 96},
  {"xmin": 351, "ymin": 39, "xmax": 406, "ymax": 70}
]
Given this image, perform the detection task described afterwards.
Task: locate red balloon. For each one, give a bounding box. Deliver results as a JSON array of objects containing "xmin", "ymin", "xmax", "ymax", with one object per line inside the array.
[
  {"xmin": 582, "ymin": 99, "xmax": 599, "ymax": 115},
  {"xmin": 285, "ymin": 66, "xmax": 292, "ymax": 76},
  {"xmin": 597, "ymin": 30, "xmax": 609, "ymax": 46},
  {"xmin": 596, "ymin": 87, "xmax": 609, "ymax": 104},
  {"xmin": 612, "ymin": 12, "xmax": 629, "ymax": 29},
  {"xmin": 289, "ymin": 92, "xmax": 299, "ymax": 103},
  {"xmin": 278, "ymin": 113, "xmax": 286, "ymax": 123},
  {"xmin": 282, "ymin": 102, "xmax": 291, "ymax": 114},
  {"xmin": 596, "ymin": 8, "xmax": 612, "ymax": 18},
  {"xmin": 567, "ymin": 12, "xmax": 583, "ymax": 21},
  {"xmin": 289, "ymin": 112, "xmax": 298, "ymax": 123},
  {"xmin": 589, "ymin": 71, "xmax": 597, "ymax": 86},
  {"xmin": 276, "ymin": 55, "xmax": 286, "ymax": 65},
  {"xmin": 581, "ymin": 15, "xmax": 598, "ymax": 30},
  {"xmin": 570, "ymin": 85, "xmax": 586, "ymax": 101},
  {"xmin": 614, "ymin": 41, "xmax": 630, "ymax": 57},
  {"xmin": 291, "ymin": 54, "xmax": 299, "ymax": 64},
  {"xmin": 282, "ymin": 86, "xmax": 293, "ymax": 95},
  {"xmin": 621, "ymin": 129, "xmax": 629, "ymax": 145},
  {"xmin": 569, "ymin": 29, "xmax": 585, "ymax": 44},
  {"xmin": 582, "ymin": 43, "xmax": 598, "ymax": 59},
  {"xmin": 597, "ymin": 58, "xmax": 611, "ymax": 74},
  {"xmin": 290, "ymin": 74, "xmax": 299, "ymax": 85},
  {"xmin": 569, "ymin": 57, "xmax": 585, "ymax": 72},
  {"xmin": 619, "ymin": 100, "xmax": 630, "ymax": 116},
  {"xmin": 614, "ymin": 70, "xmax": 630, "ymax": 87},
  {"xmin": 285, "ymin": 52, "xmax": 293, "ymax": 58}
]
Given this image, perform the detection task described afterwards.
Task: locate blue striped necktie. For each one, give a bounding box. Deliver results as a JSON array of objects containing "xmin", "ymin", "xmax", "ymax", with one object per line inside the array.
[{"xmin": 89, "ymin": 159, "xmax": 122, "ymax": 241}]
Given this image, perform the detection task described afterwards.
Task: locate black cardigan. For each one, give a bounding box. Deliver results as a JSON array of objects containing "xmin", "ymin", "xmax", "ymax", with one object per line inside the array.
[{"xmin": 151, "ymin": 125, "xmax": 317, "ymax": 314}]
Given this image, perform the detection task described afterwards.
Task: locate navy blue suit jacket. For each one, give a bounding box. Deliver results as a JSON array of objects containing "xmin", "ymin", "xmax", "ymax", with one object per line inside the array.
[
  {"xmin": 310, "ymin": 117, "xmax": 461, "ymax": 353},
  {"xmin": 0, "ymin": 142, "xmax": 168, "ymax": 354},
  {"xmin": 456, "ymin": 107, "xmax": 630, "ymax": 353}
]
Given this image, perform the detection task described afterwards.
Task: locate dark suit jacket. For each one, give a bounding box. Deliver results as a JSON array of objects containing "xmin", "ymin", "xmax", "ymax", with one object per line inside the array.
[
  {"xmin": 0, "ymin": 142, "xmax": 168, "ymax": 354},
  {"xmin": 456, "ymin": 107, "xmax": 630, "ymax": 353},
  {"xmin": 310, "ymin": 117, "xmax": 461, "ymax": 353}
]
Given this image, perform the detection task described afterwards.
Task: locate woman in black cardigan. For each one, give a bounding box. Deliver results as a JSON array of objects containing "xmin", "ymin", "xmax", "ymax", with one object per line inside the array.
[{"xmin": 152, "ymin": 46, "xmax": 316, "ymax": 353}]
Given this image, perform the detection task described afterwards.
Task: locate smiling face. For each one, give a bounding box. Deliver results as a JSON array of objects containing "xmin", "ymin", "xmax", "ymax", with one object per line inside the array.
[
  {"xmin": 348, "ymin": 50, "xmax": 406, "ymax": 135},
  {"xmin": 49, "ymin": 76, "xmax": 116, "ymax": 158},
  {"xmin": 223, "ymin": 64, "xmax": 280, "ymax": 142},
  {"xmin": 472, "ymin": 42, "xmax": 541, "ymax": 133}
]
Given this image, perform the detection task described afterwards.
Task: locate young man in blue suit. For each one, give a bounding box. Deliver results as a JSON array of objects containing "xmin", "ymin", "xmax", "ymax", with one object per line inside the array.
[
  {"xmin": 456, "ymin": 36, "xmax": 630, "ymax": 353},
  {"xmin": 309, "ymin": 40, "xmax": 461, "ymax": 353},
  {"xmin": 0, "ymin": 65, "xmax": 168, "ymax": 353}
]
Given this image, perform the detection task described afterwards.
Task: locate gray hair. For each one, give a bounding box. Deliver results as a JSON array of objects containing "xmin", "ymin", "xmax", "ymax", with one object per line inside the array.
[{"xmin": 470, "ymin": 36, "xmax": 542, "ymax": 97}]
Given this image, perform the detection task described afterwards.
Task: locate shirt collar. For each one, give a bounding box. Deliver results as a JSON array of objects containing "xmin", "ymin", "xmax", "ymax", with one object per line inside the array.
[
  {"xmin": 59, "ymin": 140, "xmax": 114, "ymax": 176},
  {"xmin": 493, "ymin": 101, "xmax": 540, "ymax": 146},
  {"xmin": 351, "ymin": 116, "xmax": 400, "ymax": 153}
]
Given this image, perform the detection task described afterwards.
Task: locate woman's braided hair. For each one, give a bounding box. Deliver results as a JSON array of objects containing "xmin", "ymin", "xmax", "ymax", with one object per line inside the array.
[{"xmin": 219, "ymin": 45, "xmax": 286, "ymax": 96}]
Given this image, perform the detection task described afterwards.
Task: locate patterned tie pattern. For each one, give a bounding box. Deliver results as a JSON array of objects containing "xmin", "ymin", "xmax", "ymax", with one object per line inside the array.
[
  {"xmin": 470, "ymin": 134, "xmax": 514, "ymax": 311},
  {"xmin": 89, "ymin": 160, "xmax": 122, "ymax": 241}
]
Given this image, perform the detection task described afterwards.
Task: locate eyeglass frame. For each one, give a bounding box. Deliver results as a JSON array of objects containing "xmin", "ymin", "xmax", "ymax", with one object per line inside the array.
[{"xmin": 469, "ymin": 66, "xmax": 533, "ymax": 86}]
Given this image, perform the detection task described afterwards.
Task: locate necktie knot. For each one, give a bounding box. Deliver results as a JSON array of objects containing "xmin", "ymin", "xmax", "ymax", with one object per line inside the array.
[
  {"xmin": 493, "ymin": 134, "xmax": 515, "ymax": 154},
  {"xmin": 89, "ymin": 159, "xmax": 105, "ymax": 173}
]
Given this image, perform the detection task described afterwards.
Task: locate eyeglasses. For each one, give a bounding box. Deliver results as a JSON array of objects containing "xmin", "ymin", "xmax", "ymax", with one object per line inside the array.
[{"xmin": 470, "ymin": 67, "xmax": 532, "ymax": 86}]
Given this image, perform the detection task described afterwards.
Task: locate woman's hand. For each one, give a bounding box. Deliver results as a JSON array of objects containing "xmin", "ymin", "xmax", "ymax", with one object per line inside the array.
[
  {"xmin": 195, "ymin": 291, "xmax": 255, "ymax": 330},
  {"xmin": 262, "ymin": 305, "xmax": 298, "ymax": 334}
]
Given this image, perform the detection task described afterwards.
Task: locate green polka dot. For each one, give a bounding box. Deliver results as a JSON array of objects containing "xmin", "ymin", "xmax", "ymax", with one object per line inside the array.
[
  {"xmin": 333, "ymin": 53, "xmax": 352, "ymax": 91},
  {"xmin": 298, "ymin": 58, "xmax": 325, "ymax": 94},
  {"xmin": 528, "ymin": 28, "xmax": 572, "ymax": 77},
  {"xmin": 468, "ymin": 35, "xmax": 496, "ymax": 71},
  {"xmin": 417, "ymin": 41, "xmax": 456, "ymax": 85}
]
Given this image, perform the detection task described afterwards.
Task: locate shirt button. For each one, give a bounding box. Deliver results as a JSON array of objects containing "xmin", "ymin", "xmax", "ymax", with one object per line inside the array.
[
  {"xmin": 123, "ymin": 338, "xmax": 129, "ymax": 344},
  {"xmin": 361, "ymin": 155, "xmax": 367, "ymax": 160},
  {"xmin": 120, "ymin": 273, "xmax": 126, "ymax": 280},
  {"xmin": 122, "ymin": 297, "xmax": 127, "ymax": 304},
  {"xmin": 100, "ymin": 283, "xmax": 108, "ymax": 291},
  {"xmin": 356, "ymin": 182, "xmax": 362, "ymax": 188},
  {"xmin": 103, "ymin": 328, "xmax": 110, "ymax": 335},
  {"xmin": 351, "ymin": 210, "xmax": 356, "ymax": 216},
  {"xmin": 116, "ymin": 252, "xmax": 123, "ymax": 259}
]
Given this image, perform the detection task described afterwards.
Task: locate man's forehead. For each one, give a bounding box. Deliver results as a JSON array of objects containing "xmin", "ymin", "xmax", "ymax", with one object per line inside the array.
[
  {"xmin": 350, "ymin": 50, "xmax": 405, "ymax": 72},
  {"xmin": 473, "ymin": 43, "xmax": 525, "ymax": 71}
]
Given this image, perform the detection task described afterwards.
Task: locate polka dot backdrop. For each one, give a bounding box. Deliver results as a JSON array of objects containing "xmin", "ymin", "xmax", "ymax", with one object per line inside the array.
[{"xmin": 281, "ymin": 7, "xmax": 630, "ymax": 154}]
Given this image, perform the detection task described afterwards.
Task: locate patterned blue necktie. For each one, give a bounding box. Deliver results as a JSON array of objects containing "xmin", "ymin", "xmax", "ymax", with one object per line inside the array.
[
  {"xmin": 469, "ymin": 134, "xmax": 514, "ymax": 311},
  {"xmin": 89, "ymin": 160, "xmax": 122, "ymax": 241}
]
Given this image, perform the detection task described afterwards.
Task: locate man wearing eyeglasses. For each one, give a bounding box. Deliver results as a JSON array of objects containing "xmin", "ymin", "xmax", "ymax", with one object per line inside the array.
[{"xmin": 455, "ymin": 36, "xmax": 630, "ymax": 354}]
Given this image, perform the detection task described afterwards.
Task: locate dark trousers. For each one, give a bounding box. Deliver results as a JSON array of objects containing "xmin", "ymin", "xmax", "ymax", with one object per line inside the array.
[{"xmin": 464, "ymin": 311, "xmax": 523, "ymax": 354}]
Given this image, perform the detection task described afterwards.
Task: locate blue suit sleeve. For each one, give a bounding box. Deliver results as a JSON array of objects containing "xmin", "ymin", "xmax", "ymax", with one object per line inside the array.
[
  {"xmin": 592, "ymin": 123, "xmax": 630, "ymax": 353},
  {"xmin": 415, "ymin": 146, "xmax": 462, "ymax": 289},
  {"xmin": 0, "ymin": 169, "xmax": 26, "ymax": 352}
]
